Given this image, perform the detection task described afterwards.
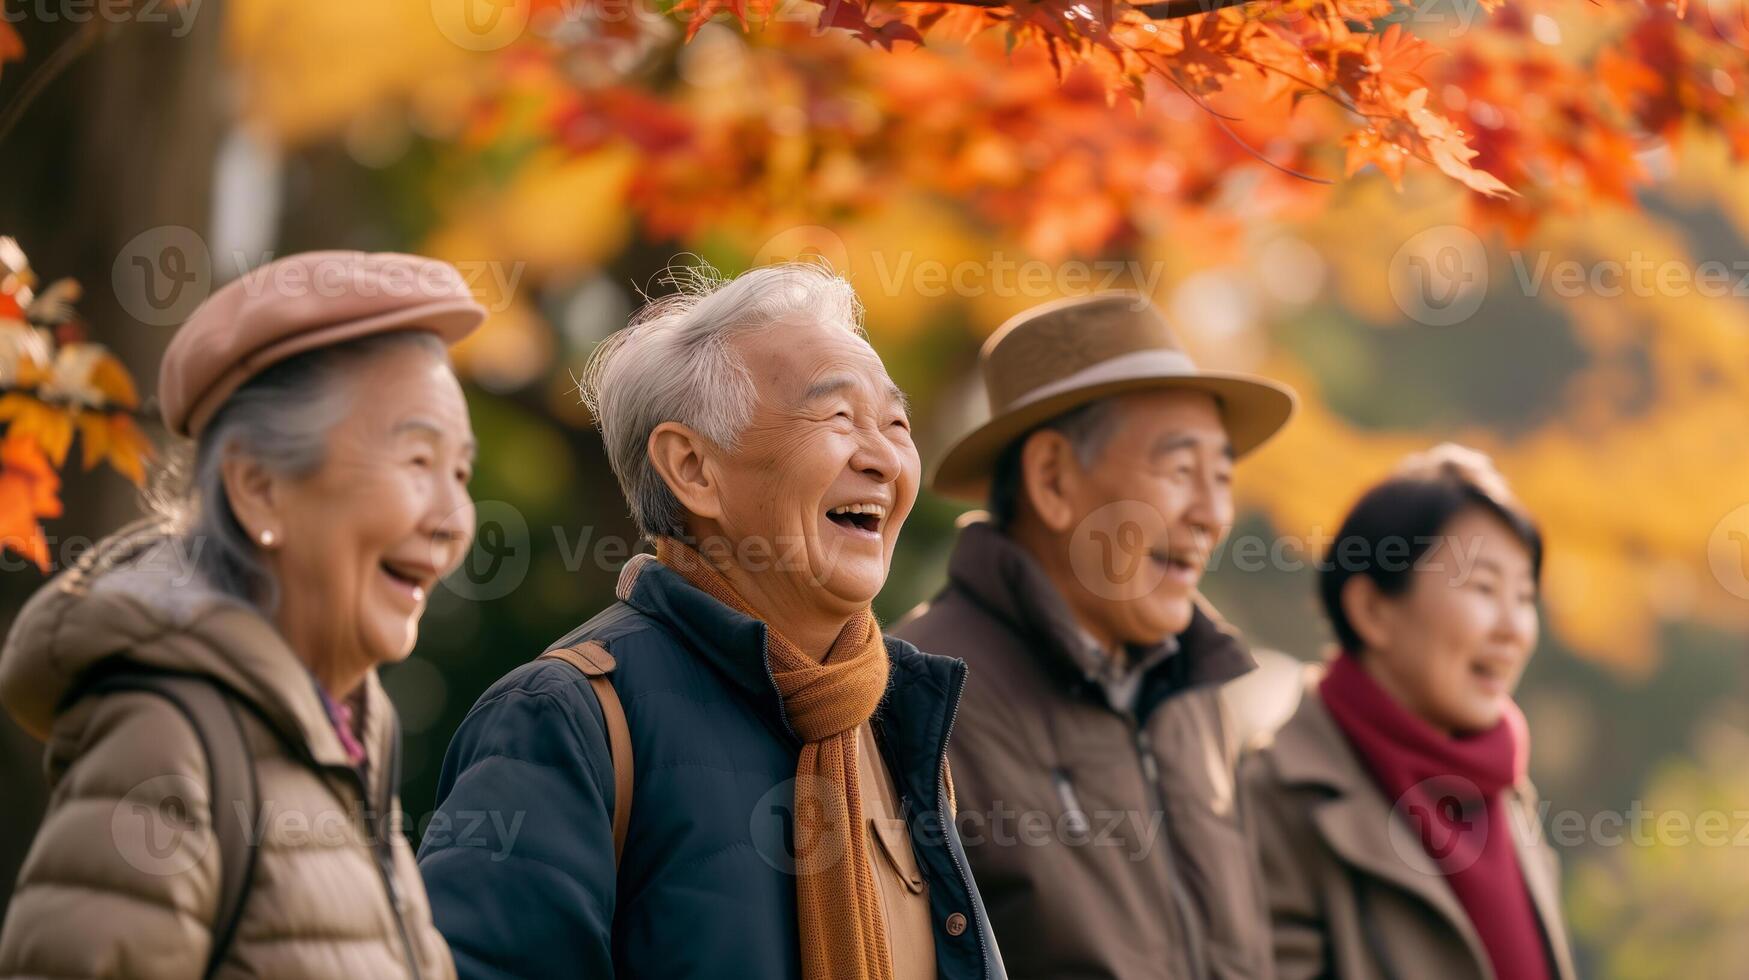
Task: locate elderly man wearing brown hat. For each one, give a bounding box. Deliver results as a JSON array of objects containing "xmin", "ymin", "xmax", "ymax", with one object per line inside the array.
[{"xmin": 893, "ymin": 292, "xmax": 1296, "ymax": 980}]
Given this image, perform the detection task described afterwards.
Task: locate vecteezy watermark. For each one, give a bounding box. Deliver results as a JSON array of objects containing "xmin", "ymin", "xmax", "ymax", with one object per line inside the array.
[
  {"xmin": 0, "ymin": 532, "xmax": 212, "ymax": 580},
  {"xmin": 430, "ymin": 0, "xmax": 533, "ymax": 51},
  {"xmin": 1390, "ymin": 222, "xmax": 1749, "ymax": 326},
  {"xmin": 1535, "ymin": 802, "xmax": 1749, "ymax": 849},
  {"xmin": 1378, "ymin": 784, "xmax": 1749, "ymax": 879},
  {"xmin": 1070, "ymin": 499, "xmax": 1178, "ymax": 602},
  {"xmin": 750, "ymin": 775, "xmax": 852, "ymax": 876},
  {"xmin": 110, "ymin": 773, "xmax": 211, "ymax": 877},
  {"xmin": 223, "ymin": 250, "xmax": 525, "ymax": 310},
  {"xmin": 1, "ymin": 519, "xmax": 878, "ymax": 596},
  {"xmin": 749, "ymin": 226, "xmax": 1167, "ymax": 304},
  {"xmin": 1509, "ymin": 251, "xmax": 1749, "ymax": 300},
  {"xmin": 435, "ymin": 519, "xmax": 874, "ymax": 602},
  {"xmin": 976, "ymin": 0, "xmax": 1498, "ymax": 37},
  {"xmin": 1385, "ymin": 775, "xmax": 1492, "ymax": 874},
  {"xmin": 440, "ymin": 499, "xmax": 533, "ymax": 602},
  {"xmin": 1065, "ymin": 499, "xmax": 1501, "ymax": 600},
  {"xmin": 747, "ymin": 781, "xmax": 1168, "ymax": 876},
  {"xmin": 9, "ymin": 513, "xmax": 1508, "ymax": 595},
  {"xmin": 1345, "ymin": 0, "xmax": 1493, "ymax": 38},
  {"xmin": 954, "ymin": 801, "xmax": 1165, "ymax": 863},
  {"xmin": 1389, "ymin": 224, "xmax": 1489, "ymax": 327},
  {"xmin": 112, "ymin": 773, "xmax": 530, "ymax": 875},
  {"xmin": 114, "ymin": 225, "xmax": 214, "ymax": 327},
  {"xmin": 1707, "ymin": 503, "xmax": 1749, "ymax": 601},
  {"xmin": 1703, "ymin": 0, "xmax": 1749, "ymax": 53},
  {"xmin": 865, "ymin": 252, "xmax": 1168, "ymax": 304},
  {"xmin": 416, "ymin": 807, "xmax": 528, "ymax": 862},
  {"xmin": 112, "ymin": 229, "xmax": 526, "ymax": 327},
  {"xmin": 2, "ymin": 0, "xmax": 203, "ymax": 37},
  {"xmin": 428, "ymin": 0, "xmax": 830, "ymax": 51},
  {"xmin": 753, "ymin": 226, "xmax": 852, "ymax": 276}
]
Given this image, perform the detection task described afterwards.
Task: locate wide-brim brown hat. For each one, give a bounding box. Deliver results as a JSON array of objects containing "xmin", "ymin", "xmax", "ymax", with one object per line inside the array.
[
  {"xmin": 931, "ymin": 291, "xmax": 1297, "ymax": 500},
  {"xmin": 159, "ymin": 250, "xmax": 487, "ymax": 438}
]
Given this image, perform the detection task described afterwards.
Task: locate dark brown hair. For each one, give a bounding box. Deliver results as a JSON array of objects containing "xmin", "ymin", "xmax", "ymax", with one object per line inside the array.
[{"xmin": 1317, "ymin": 444, "xmax": 1544, "ymax": 653}]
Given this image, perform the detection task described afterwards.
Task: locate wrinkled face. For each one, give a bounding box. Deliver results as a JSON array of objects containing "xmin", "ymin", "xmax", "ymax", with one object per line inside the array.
[
  {"xmin": 1359, "ymin": 507, "xmax": 1540, "ymax": 734},
  {"xmin": 707, "ymin": 317, "xmax": 919, "ymax": 613},
  {"xmin": 265, "ymin": 342, "xmax": 477, "ymax": 673},
  {"xmin": 1059, "ymin": 388, "xmax": 1235, "ymax": 643}
]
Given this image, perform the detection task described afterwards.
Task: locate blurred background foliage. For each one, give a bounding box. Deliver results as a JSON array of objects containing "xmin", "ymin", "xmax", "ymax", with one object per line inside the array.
[{"xmin": 1, "ymin": 0, "xmax": 1748, "ymax": 975}]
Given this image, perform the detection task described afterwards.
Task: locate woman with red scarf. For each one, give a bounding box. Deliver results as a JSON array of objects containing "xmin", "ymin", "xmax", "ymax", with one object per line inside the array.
[{"xmin": 1239, "ymin": 444, "xmax": 1577, "ymax": 980}]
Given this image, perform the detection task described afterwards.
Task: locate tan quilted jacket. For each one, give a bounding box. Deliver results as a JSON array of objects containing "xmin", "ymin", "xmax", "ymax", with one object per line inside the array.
[{"xmin": 0, "ymin": 526, "xmax": 453, "ymax": 980}]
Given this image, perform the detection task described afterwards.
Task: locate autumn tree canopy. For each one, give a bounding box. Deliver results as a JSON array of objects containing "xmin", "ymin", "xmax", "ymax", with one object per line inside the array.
[
  {"xmin": 3, "ymin": 0, "xmax": 1748, "ymax": 672},
  {"xmin": 460, "ymin": 0, "xmax": 1749, "ymax": 251}
]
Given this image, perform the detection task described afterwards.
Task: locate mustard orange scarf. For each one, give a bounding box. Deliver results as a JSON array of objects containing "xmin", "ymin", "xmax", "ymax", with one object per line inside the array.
[{"xmin": 656, "ymin": 538, "xmax": 895, "ymax": 980}]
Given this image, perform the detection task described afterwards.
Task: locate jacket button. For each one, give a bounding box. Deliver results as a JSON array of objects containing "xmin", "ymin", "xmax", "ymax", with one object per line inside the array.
[{"xmin": 945, "ymin": 912, "xmax": 967, "ymax": 937}]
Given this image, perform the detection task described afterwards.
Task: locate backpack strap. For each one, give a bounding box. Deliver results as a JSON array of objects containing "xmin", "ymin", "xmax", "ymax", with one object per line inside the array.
[
  {"xmin": 84, "ymin": 672, "xmax": 259, "ymax": 980},
  {"xmin": 537, "ymin": 641, "xmax": 632, "ymax": 866}
]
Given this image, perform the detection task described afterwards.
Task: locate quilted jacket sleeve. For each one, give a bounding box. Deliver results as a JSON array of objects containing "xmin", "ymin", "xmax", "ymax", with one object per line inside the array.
[{"xmin": 0, "ymin": 691, "xmax": 220, "ymax": 979}]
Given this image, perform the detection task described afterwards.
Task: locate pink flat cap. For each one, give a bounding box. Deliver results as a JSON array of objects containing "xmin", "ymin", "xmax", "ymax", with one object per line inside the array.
[{"xmin": 159, "ymin": 250, "xmax": 488, "ymax": 437}]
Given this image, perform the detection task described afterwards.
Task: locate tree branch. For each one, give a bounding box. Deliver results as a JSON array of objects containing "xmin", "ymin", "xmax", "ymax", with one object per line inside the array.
[
  {"xmin": 1131, "ymin": 0, "xmax": 1257, "ymax": 18},
  {"xmin": 0, "ymin": 18, "xmax": 114, "ymax": 146},
  {"xmin": 0, "ymin": 386, "xmax": 157, "ymax": 421},
  {"xmin": 891, "ymin": 0, "xmax": 1259, "ymax": 20}
]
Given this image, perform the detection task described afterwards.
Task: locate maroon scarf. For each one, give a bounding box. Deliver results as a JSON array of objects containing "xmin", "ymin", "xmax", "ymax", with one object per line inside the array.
[{"xmin": 1319, "ymin": 653, "xmax": 1550, "ymax": 980}]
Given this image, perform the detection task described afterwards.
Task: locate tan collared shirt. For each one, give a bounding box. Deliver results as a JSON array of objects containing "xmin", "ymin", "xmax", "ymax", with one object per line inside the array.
[{"xmin": 858, "ymin": 721, "xmax": 937, "ymax": 980}]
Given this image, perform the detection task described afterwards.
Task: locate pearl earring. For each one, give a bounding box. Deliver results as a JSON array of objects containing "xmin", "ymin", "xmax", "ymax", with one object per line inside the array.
[{"xmin": 259, "ymin": 529, "xmax": 276, "ymax": 547}]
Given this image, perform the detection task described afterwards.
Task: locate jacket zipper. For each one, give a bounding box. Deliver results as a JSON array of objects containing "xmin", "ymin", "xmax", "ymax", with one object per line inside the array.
[
  {"xmin": 375, "ymin": 834, "xmax": 424, "ymax": 980},
  {"xmin": 937, "ymin": 660, "xmax": 993, "ymax": 979},
  {"xmin": 1129, "ymin": 718, "xmax": 1206, "ymax": 979},
  {"xmin": 758, "ymin": 635, "xmax": 799, "ymax": 742},
  {"xmin": 1050, "ymin": 770, "xmax": 1090, "ymax": 839},
  {"xmin": 283, "ymin": 693, "xmax": 423, "ymax": 980},
  {"xmin": 328, "ymin": 761, "xmax": 424, "ymax": 980}
]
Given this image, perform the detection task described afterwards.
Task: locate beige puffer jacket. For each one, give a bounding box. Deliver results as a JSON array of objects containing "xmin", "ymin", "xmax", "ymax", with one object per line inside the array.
[{"xmin": 0, "ymin": 525, "xmax": 454, "ymax": 980}]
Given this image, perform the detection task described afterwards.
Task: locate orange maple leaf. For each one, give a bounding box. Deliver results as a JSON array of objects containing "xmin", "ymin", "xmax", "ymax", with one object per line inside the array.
[
  {"xmin": 1334, "ymin": 0, "xmax": 1394, "ymax": 19},
  {"xmin": 41, "ymin": 342, "xmax": 141, "ymax": 411},
  {"xmin": 75, "ymin": 413, "xmax": 153, "ymax": 487},
  {"xmin": 1343, "ymin": 125, "xmax": 1406, "ymax": 188},
  {"xmin": 0, "ymin": 392, "xmax": 75, "ymax": 466},
  {"xmin": 0, "ymin": 323, "xmax": 54, "ymax": 389},
  {"xmin": 817, "ymin": 0, "xmax": 924, "ymax": 51},
  {"xmin": 1170, "ymin": 12, "xmax": 1236, "ymax": 95},
  {"xmin": 1402, "ymin": 88, "xmax": 1515, "ymax": 198},
  {"xmin": 0, "ymin": 437, "xmax": 62, "ymax": 572},
  {"xmin": 0, "ymin": 21, "xmax": 23, "ymax": 81},
  {"xmin": 671, "ymin": 0, "xmax": 777, "ymax": 41},
  {"xmin": 1369, "ymin": 23, "xmax": 1440, "ymax": 99}
]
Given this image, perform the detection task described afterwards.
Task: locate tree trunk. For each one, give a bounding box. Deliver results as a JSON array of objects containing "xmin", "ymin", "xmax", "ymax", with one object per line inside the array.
[{"xmin": 0, "ymin": 1, "xmax": 227, "ymax": 921}]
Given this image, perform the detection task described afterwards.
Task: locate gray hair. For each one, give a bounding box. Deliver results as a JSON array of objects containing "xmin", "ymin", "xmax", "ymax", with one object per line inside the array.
[
  {"xmin": 987, "ymin": 397, "xmax": 1125, "ymax": 529},
  {"xmin": 580, "ymin": 262, "xmax": 864, "ymax": 540},
  {"xmin": 150, "ymin": 330, "xmax": 450, "ymax": 610}
]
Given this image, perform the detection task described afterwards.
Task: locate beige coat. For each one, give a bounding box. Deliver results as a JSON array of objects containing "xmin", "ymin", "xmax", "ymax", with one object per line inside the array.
[
  {"xmin": 0, "ymin": 526, "xmax": 453, "ymax": 980},
  {"xmin": 1238, "ymin": 671, "xmax": 1577, "ymax": 980}
]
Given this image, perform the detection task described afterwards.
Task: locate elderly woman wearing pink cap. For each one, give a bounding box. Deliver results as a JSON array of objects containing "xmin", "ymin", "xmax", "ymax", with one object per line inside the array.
[{"xmin": 0, "ymin": 251, "xmax": 482, "ymax": 980}]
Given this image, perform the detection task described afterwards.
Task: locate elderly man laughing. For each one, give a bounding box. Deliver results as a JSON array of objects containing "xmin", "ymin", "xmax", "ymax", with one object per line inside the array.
[
  {"xmin": 419, "ymin": 264, "xmax": 1003, "ymax": 980},
  {"xmin": 894, "ymin": 293, "xmax": 1296, "ymax": 980}
]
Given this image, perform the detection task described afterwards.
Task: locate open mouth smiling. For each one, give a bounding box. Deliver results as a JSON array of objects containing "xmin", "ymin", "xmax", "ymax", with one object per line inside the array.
[
  {"xmin": 826, "ymin": 502, "xmax": 886, "ymax": 537},
  {"xmin": 379, "ymin": 557, "xmax": 438, "ymax": 603}
]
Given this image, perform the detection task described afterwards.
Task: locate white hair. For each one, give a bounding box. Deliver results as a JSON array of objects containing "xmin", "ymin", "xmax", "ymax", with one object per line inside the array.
[{"xmin": 580, "ymin": 262, "xmax": 865, "ymax": 540}]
